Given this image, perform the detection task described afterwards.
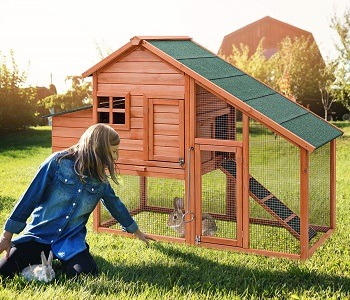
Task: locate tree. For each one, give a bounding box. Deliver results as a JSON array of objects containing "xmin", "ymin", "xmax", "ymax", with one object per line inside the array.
[
  {"xmin": 318, "ymin": 61, "xmax": 337, "ymax": 120},
  {"xmin": 268, "ymin": 36, "xmax": 324, "ymax": 102},
  {"xmin": 220, "ymin": 35, "xmax": 325, "ymax": 104},
  {"xmin": 32, "ymin": 85, "xmax": 57, "ymax": 125},
  {"xmin": 39, "ymin": 76, "xmax": 92, "ymax": 113},
  {"xmin": 0, "ymin": 50, "xmax": 37, "ymax": 132},
  {"xmin": 222, "ymin": 38, "xmax": 269, "ymax": 83},
  {"xmin": 330, "ymin": 9, "xmax": 350, "ymax": 110}
]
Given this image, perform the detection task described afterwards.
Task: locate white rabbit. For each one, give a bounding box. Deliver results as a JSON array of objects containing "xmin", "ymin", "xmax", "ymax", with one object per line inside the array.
[
  {"xmin": 167, "ymin": 197, "xmax": 217, "ymax": 237},
  {"xmin": 21, "ymin": 251, "xmax": 55, "ymax": 283}
]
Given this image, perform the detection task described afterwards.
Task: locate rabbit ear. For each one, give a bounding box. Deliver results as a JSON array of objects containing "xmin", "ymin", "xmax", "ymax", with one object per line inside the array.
[
  {"xmin": 173, "ymin": 197, "xmax": 184, "ymax": 210},
  {"xmin": 41, "ymin": 251, "xmax": 48, "ymax": 265},
  {"xmin": 48, "ymin": 251, "xmax": 53, "ymax": 265}
]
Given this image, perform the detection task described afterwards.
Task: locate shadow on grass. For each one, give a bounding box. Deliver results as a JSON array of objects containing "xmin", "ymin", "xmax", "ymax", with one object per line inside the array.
[
  {"xmin": 0, "ymin": 196, "xmax": 17, "ymax": 214},
  {"xmin": 331, "ymin": 121, "xmax": 350, "ymax": 129},
  {"xmin": 90, "ymin": 243, "xmax": 350, "ymax": 297}
]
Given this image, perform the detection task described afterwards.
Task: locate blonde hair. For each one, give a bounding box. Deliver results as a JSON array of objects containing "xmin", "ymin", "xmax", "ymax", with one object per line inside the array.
[{"xmin": 60, "ymin": 124, "xmax": 120, "ymax": 184}]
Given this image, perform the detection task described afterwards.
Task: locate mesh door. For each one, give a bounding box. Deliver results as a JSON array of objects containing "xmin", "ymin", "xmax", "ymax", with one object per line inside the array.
[{"xmin": 200, "ymin": 150, "xmax": 238, "ymax": 240}]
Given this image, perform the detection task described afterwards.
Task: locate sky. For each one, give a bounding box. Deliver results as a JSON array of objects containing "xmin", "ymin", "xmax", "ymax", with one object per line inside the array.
[{"xmin": 0, "ymin": 0, "xmax": 348, "ymax": 93}]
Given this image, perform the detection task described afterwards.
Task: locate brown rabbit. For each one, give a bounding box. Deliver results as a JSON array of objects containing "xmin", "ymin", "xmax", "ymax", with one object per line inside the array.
[{"xmin": 167, "ymin": 197, "xmax": 217, "ymax": 237}]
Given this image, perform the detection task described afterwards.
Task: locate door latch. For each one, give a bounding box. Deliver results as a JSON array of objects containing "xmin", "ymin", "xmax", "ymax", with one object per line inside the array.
[{"xmin": 179, "ymin": 157, "xmax": 185, "ymax": 167}]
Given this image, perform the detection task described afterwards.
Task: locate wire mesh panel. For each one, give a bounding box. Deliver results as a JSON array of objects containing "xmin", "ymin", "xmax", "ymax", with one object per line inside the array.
[
  {"xmin": 201, "ymin": 150, "xmax": 237, "ymax": 240},
  {"xmin": 248, "ymin": 120, "xmax": 301, "ymax": 254},
  {"xmin": 99, "ymin": 174, "xmax": 185, "ymax": 238},
  {"xmin": 309, "ymin": 144, "xmax": 331, "ymax": 245},
  {"xmin": 196, "ymin": 85, "xmax": 238, "ymax": 141}
]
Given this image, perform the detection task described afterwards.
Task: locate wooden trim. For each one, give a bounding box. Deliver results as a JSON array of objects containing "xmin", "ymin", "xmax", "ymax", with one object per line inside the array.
[
  {"xmin": 197, "ymin": 144, "xmax": 239, "ymax": 153},
  {"xmin": 200, "ymin": 237, "xmax": 238, "ymax": 247},
  {"xmin": 300, "ymin": 148, "xmax": 310, "ymax": 259},
  {"xmin": 196, "ymin": 107, "xmax": 230, "ymax": 123},
  {"xmin": 92, "ymin": 73, "xmax": 98, "ymax": 124},
  {"xmin": 93, "ymin": 202, "xmax": 101, "ymax": 232},
  {"xmin": 195, "ymin": 138, "xmax": 243, "ymax": 148},
  {"xmin": 143, "ymin": 95, "xmax": 149, "ymax": 161},
  {"xmin": 97, "ymin": 91, "xmax": 133, "ymax": 97},
  {"xmin": 125, "ymin": 92, "xmax": 131, "ymax": 129},
  {"xmin": 187, "ymin": 76, "xmax": 196, "ymax": 245},
  {"xmin": 148, "ymin": 98, "xmax": 155, "ymax": 160},
  {"xmin": 242, "ymin": 114, "xmax": 250, "ymax": 249},
  {"xmin": 141, "ymin": 93, "xmax": 185, "ymax": 100},
  {"xmin": 141, "ymin": 40, "xmax": 316, "ymax": 152},
  {"xmin": 307, "ymin": 229, "xmax": 334, "ymax": 258},
  {"xmin": 82, "ymin": 41, "xmax": 135, "ymax": 77},
  {"xmin": 179, "ymin": 99, "xmax": 185, "ymax": 162},
  {"xmin": 330, "ymin": 140, "xmax": 336, "ymax": 229},
  {"xmin": 236, "ymin": 147, "xmax": 243, "ymax": 247},
  {"xmin": 134, "ymin": 36, "xmax": 192, "ymax": 41},
  {"xmin": 197, "ymin": 241, "xmax": 300, "ymax": 260}
]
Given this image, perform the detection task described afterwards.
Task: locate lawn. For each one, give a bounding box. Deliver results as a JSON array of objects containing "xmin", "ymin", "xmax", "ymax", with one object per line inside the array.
[{"xmin": 0, "ymin": 124, "xmax": 350, "ymax": 299}]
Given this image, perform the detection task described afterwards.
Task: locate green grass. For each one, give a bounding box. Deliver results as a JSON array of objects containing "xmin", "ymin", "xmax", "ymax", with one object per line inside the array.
[{"xmin": 1, "ymin": 124, "xmax": 350, "ymax": 299}]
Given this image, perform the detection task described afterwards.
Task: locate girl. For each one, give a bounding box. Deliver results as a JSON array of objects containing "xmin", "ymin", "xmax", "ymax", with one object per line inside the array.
[{"xmin": 0, "ymin": 124, "xmax": 154, "ymax": 277}]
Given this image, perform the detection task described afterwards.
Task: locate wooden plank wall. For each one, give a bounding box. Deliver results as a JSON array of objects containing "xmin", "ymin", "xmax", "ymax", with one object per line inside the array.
[
  {"xmin": 51, "ymin": 109, "xmax": 93, "ymax": 152},
  {"xmin": 97, "ymin": 47, "xmax": 186, "ymax": 171}
]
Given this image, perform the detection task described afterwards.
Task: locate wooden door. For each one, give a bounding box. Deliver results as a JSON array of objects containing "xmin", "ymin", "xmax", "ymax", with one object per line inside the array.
[{"xmin": 146, "ymin": 98, "xmax": 184, "ymax": 163}]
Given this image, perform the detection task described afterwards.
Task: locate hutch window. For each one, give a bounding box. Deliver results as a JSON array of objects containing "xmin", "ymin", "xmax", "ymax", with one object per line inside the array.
[{"xmin": 96, "ymin": 93, "xmax": 130, "ymax": 129}]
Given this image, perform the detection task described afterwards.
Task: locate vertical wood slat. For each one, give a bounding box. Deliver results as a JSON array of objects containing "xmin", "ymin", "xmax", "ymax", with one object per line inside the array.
[
  {"xmin": 179, "ymin": 100, "xmax": 185, "ymax": 163},
  {"xmin": 92, "ymin": 73, "xmax": 98, "ymax": 124},
  {"xmin": 300, "ymin": 148, "xmax": 310, "ymax": 260},
  {"xmin": 93, "ymin": 203, "xmax": 101, "ymax": 232},
  {"xmin": 143, "ymin": 95, "xmax": 149, "ymax": 161},
  {"xmin": 235, "ymin": 147, "xmax": 243, "ymax": 247},
  {"xmin": 187, "ymin": 76, "xmax": 196, "ymax": 245},
  {"xmin": 148, "ymin": 99, "xmax": 155, "ymax": 160},
  {"xmin": 330, "ymin": 139, "xmax": 336, "ymax": 229},
  {"xmin": 242, "ymin": 114, "xmax": 250, "ymax": 249}
]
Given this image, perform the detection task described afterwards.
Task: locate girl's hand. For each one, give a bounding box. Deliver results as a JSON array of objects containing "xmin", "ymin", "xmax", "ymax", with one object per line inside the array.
[
  {"xmin": 0, "ymin": 234, "xmax": 12, "ymax": 259},
  {"xmin": 133, "ymin": 229, "xmax": 155, "ymax": 247}
]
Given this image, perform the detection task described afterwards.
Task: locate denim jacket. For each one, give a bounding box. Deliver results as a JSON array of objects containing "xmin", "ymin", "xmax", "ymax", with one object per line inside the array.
[{"xmin": 4, "ymin": 152, "xmax": 138, "ymax": 261}]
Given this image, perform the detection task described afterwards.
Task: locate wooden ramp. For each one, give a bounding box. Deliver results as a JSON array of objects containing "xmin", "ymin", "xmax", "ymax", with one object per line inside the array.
[{"xmin": 221, "ymin": 160, "xmax": 317, "ymax": 241}]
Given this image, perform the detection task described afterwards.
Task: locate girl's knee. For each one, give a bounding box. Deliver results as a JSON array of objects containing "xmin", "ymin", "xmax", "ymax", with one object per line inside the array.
[{"xmin": 66, "ymin": 261, "xmax": 98, "ymax": 277}]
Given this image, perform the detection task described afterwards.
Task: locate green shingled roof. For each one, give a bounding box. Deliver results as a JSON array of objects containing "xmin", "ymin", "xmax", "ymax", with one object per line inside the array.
[{"xmin": 148, "ymin": 39, "xmax": 343, "ymax": 149}]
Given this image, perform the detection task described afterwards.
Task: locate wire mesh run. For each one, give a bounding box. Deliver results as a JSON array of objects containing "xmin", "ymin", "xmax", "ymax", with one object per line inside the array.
[
  {"xmin": 99, "ymin": 174, "xmax": 185, "ymax": 238},
  {"xmin": 309, "ymin": 144, "xmax": 331, "ymax": 244},
  {"xmin": 248, "ymin": 120, "xmax": 302, "ymax": 254}
]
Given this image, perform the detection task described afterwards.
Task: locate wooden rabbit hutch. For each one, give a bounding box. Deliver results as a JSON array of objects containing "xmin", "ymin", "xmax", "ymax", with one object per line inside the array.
[{"xmin": 50, "ymin": 36, "xmax": 343, "ymax": 259}]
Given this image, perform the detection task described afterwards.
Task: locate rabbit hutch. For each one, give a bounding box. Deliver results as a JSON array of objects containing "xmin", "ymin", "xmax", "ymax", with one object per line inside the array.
[{"xmin": 50, "ymin": 36, "xmax": 343, "ymax": 259}]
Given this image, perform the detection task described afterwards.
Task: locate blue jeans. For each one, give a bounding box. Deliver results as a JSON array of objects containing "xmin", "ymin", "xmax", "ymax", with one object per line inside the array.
[{"xmin": 0, "ymin": 241, "xmax": 98, "ymax": 278}]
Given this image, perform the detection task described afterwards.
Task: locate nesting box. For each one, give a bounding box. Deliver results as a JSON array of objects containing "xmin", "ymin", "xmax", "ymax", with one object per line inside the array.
[{"xmin": 51, "ymin": 36, "xmax": 343, "ymax": 259}]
